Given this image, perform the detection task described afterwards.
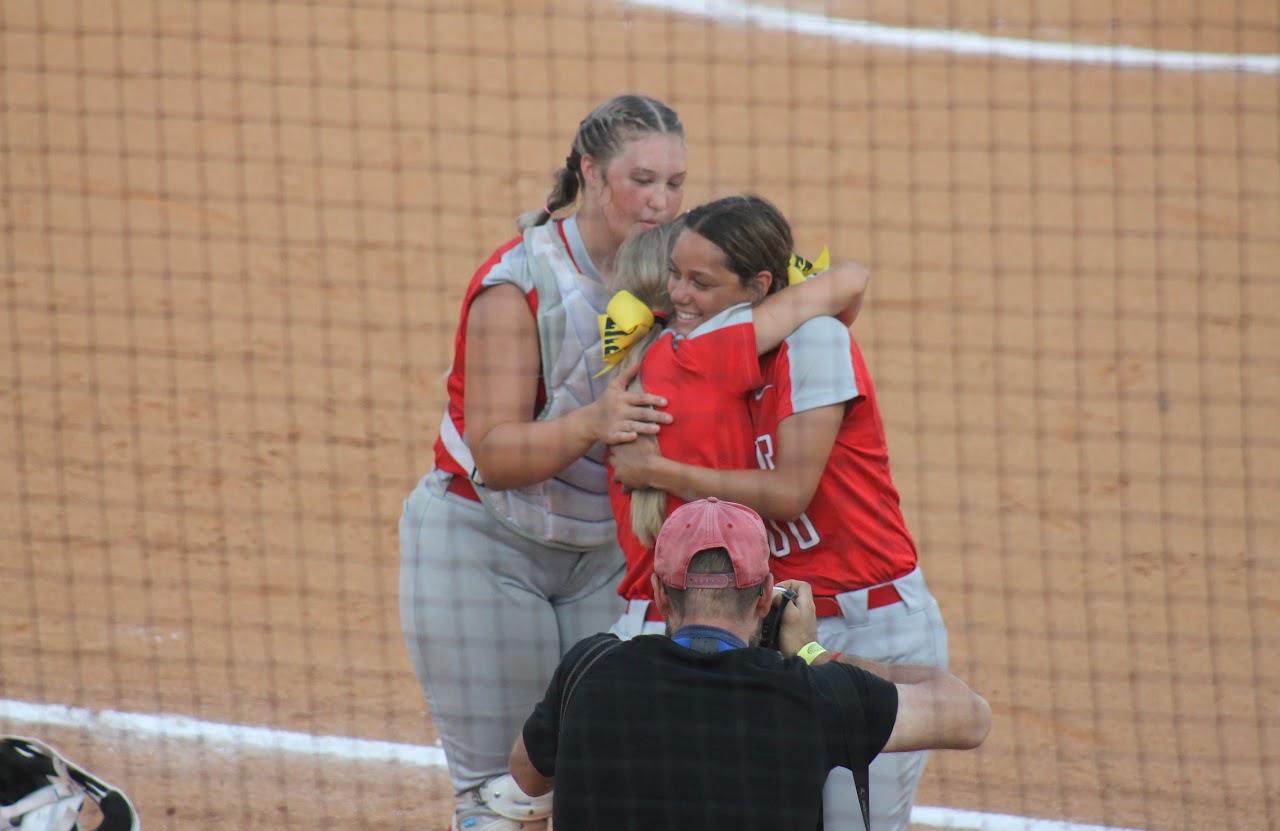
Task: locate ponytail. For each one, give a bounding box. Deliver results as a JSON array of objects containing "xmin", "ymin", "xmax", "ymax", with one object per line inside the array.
[
  {"xmin": 607, "ymin": 219, "xmax": 683, "ymax": 544},
  {"xmin": 611, "ymin": 325, "xmax": 670, "ymax": 546},
  {"xmin": 516, "ymin": 150, "xmax": 584, "ymax": 231}
]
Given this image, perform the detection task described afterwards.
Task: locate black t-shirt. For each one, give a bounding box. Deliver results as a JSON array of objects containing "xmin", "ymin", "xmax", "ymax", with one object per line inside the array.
[{"xmin": 522, "ymin": 633, "xmax": 899, "ymax": 831}]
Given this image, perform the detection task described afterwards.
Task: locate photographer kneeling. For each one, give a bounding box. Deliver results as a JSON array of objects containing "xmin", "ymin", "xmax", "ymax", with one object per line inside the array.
[{"xmin": 509, "ymin": 498, "xmax": 990, "ymax": 830}]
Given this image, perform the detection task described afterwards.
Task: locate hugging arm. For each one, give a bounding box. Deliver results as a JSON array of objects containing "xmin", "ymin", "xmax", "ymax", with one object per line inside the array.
[
  {"xmin": 464, "ymin": 284, "xmax": 672, "ymax": 491},
  {"xmin": 609, "ymin": 403, "xmax": 843, "ymax": 521},
  {"xmin": 752, "ymin": 262, "xmax": 869, "ymax": 352}
]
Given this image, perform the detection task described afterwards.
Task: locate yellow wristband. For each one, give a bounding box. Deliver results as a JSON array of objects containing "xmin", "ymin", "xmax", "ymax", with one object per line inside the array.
[{"xmin": 797, "ymin": 641, "xmax": 828, "ymax": 665}]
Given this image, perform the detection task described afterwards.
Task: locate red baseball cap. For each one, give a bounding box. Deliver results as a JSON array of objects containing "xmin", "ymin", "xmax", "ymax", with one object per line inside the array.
[{"xmin": 654, "ymin": 497, "xmax": 770, "ymax": 589}]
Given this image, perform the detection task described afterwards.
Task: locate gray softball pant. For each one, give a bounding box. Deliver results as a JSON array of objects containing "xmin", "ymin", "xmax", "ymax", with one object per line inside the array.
[{"xmin": 399, "ymin": 469, "xmax": 626, "ymax": 793}]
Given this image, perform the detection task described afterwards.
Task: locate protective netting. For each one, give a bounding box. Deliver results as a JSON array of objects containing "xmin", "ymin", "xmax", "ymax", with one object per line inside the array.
[{"xmin": 1, "ymin": 2, "xmax": 1276, "ymax": 829}]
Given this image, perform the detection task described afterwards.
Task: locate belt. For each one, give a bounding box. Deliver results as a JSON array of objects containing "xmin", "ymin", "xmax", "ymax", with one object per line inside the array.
[
  {"xmin": 445, "ymin": 475, "xmax": 480, "ymax": 502},
  {"xmin": 637, "ymin": 582, "xmax": 903, "ymax": 623}
]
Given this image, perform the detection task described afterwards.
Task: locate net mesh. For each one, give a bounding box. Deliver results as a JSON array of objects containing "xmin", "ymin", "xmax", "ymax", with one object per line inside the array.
[{"xmin": 1, "ymin": 1, "xmax": 1276, "ymax": 829}]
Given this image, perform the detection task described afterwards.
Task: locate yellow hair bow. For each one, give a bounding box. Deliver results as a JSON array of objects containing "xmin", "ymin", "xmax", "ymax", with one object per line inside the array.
[
  {"xmin": 787, "ymin": 246, "xmax": 831, "ymax": 286},
  {"xmin": 597, "ymin": 290, "xmax": 666, "ymax": 376}
]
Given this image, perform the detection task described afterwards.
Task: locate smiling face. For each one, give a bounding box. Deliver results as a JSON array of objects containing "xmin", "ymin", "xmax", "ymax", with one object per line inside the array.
[
  {"xmin": 583, "ymin": 133, "xmax": 687, "ymax": 249},
  {"xmin": 667, "ymin": 229, "xmax": 768, "ymax": 336}
]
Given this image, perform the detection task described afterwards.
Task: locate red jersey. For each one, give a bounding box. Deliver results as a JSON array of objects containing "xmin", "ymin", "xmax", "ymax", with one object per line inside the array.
[
  {"xmin": 610, "ymin": 305, "xmax": 761, "ymax": 600},
  {"xmin": 749, "ymin": 317, "xmax": 918, "ymax": 595}
]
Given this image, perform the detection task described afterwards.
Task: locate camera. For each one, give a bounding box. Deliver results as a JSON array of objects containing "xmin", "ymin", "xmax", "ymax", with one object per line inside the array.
[{"xmin": 758, "ymin": 586, "xmax": 797, "ymax": 651}]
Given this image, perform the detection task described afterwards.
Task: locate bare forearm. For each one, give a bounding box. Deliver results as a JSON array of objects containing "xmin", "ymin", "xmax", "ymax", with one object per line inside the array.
[
  {"xmin": 834, "ymin": 292, "xmax": 864, "ymax": 327},
  {"xmin": 821, "ymin": 653, "xmax": 992, "ymax": 751},
  {"xmin": 509, "ymin": 734, "xmax": 555, "ymax": 797},
  {"xmin": 820, "ymin": 652, "xmax": 946, "ymax": 685},
  {"xmin": 646, "ymin": 457, "xmax": 812, "ymax": 520},
  {"xmin": 753, "ymin": 263, "xmax": 869, "ymax": 351},
  {"xmin": 829, "ymin": 263, "xmax": 870, "ymax": 327},
  {"xmin": 472, "ymin": 409, "xmax": 597, "ymax": 491}
]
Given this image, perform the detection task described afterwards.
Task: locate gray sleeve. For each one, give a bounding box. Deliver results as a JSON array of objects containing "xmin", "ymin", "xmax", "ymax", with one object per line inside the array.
[{"xmin": 781, "ymin": 317, "xmax": 859, "ymax": 414}]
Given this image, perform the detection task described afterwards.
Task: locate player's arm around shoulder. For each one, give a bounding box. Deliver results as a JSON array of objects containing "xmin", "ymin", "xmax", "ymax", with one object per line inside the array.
[
  {"xmin": 751, "ymin": 261, "xmax": 870, "ymax": 353},
  {"xmin": 465, "ymin": 284, "xmax": 670, "ymax": 490}
]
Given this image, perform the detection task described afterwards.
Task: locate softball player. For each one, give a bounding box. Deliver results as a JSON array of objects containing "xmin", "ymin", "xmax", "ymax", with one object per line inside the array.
[
  {"xmin": 598, "ymin": 215, "xmax": 869, "ymax": 611},
  {"xmin": 609, "ymin": 194, "xmax": 948, "ymax": 831},
  {"xmin": 400, "ymin": 95, "xmax": 686, "ymax": 831}
]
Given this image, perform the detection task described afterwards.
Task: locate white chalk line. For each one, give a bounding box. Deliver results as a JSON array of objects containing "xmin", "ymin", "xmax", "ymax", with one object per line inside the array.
[
  {"xmin": 2, "ymin": 698, "xmax": 1149, "ymax": 831},
  {"xmin": 620, "ymin": 0, "xmax": 1280, "ymax": 74},
  {"xmin": 0, "ymin": 698, "xmax": 446, "ymax": 768},
  {"xmin": 911, "ymin": 807, "xmax": 1149, "ymax": 831}
]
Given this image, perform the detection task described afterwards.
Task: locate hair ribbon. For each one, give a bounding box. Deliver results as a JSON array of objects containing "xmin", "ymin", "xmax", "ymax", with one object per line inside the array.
[
  {"xmin": 597, "ymin": 290, "xmax": 663, "ymax": 377},
  {"xmin": 787, "ymin": 246, "xmax": 831, "ymax": 285}
]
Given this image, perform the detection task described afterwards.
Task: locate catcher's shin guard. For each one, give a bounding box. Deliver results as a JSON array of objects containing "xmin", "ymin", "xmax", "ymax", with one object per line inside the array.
[{"xmin": 0, "ymin": 736, "xmax": 140, "ymax": 831}]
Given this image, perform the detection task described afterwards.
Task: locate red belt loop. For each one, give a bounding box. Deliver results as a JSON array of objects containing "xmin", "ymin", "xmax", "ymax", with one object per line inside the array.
[
  {"xmin": 445, "ymin": 475, "xmax": 480, "ymax": 502},
  {"xmin": 813, "ymin": 583, "xmax": 903, "ymax": 617},
  {"xmin": 867, "ymin": 583, "xmax": 903, "ymax": 609},
  {"xmin": 813, "ymin": 597, "xmax": 843, "ymax": 617}
]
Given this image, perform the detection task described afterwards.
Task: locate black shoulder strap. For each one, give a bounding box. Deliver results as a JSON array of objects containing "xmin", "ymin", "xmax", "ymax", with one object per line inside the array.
[
  {"xmin": 559, "ymin": 636, "xmax": 623, "ymax": 725},
  {"xmin": 809, "ymin": 668, "xmax": 873, "ymax": 831}
]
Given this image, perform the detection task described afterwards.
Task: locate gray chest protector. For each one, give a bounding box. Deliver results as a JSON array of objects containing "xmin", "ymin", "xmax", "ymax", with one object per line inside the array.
[{"xmin": 454, "ymin": 222, "xmax": 618, "ymax": 550}]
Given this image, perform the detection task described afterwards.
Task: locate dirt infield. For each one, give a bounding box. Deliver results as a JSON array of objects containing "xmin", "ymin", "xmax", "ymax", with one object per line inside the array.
[{"xmin": 1, "ymin": 1, "xmax": 1276, "ymax": 829}]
